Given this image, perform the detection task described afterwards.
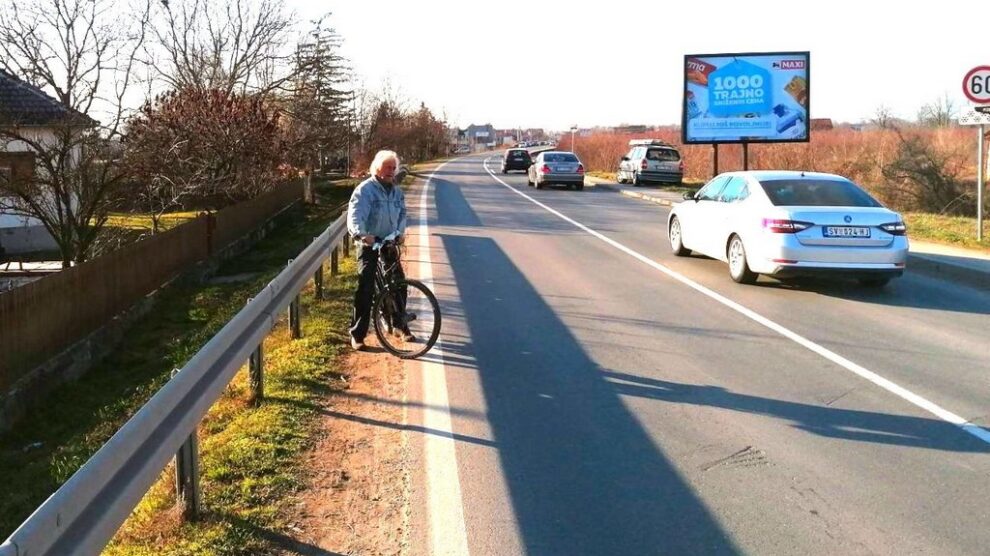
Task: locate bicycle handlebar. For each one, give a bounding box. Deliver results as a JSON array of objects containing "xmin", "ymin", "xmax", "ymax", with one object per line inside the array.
[{"xmin": 371, "ymin": 231, "xmax": 401, "ymax": 251}]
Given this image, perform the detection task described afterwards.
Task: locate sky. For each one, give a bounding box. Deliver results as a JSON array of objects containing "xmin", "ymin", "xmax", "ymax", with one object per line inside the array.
[{"xmin": 288, "ymin": 0, "xmax": 986, "ymax": 132}]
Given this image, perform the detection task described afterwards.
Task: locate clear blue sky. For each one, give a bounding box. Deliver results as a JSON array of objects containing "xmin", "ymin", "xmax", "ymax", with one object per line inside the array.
[{"xmin": 288, "ymin": 0, "xmax": 987, "ymax": 131}]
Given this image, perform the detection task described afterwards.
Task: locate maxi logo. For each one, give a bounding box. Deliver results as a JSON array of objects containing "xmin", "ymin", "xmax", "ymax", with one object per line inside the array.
[{"xmin": 708, "ymin": 59, "xmax": 773, "ymax": 117}]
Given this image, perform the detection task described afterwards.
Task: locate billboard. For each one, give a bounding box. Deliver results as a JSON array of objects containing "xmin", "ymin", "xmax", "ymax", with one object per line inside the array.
[{"xmin": 682, "ymin": 51, "xmax": 810, "ymax": 144}]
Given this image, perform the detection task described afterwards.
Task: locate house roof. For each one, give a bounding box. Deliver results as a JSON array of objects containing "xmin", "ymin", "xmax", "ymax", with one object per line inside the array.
[{"xmin": 0, "ymin": 69, "xmax": 97, "ymax": 127}]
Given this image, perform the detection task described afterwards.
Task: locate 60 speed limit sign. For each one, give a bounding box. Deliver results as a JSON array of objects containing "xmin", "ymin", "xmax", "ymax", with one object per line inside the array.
[{"xmin": 963, "ymin": 66, "xmax": 990, "ymax": 104}]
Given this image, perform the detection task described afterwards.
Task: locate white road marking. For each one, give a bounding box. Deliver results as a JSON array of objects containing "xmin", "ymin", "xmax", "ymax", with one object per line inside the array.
[
  {"xmin": 482, "ymin": 159, "xmax": 990, "ymax": 446},
  {"xmin": 417, "ymin": 162, "xmax": 471, "ymax": 555}
]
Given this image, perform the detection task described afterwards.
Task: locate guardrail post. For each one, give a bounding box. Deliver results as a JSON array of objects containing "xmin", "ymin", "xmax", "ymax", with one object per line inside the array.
[
  {"xmin": 172, "ymin": 368, "xmax": 201, "ymax": 521},
  {"xmin": 314, "ymin": 265, "xmax": 324, "ymax": 300},
  {"xmin": 314, "ymin": 236, "xmax": 324, "ymax": 300},
  {"xmin": 331, "ymin": 244, "xmax": 339, "ymax": 276},
  {"xmin": 289, "ymin": 295, "xmax": 302, "ymax": 338},
  {"xmin": 342, "ymin": 232, "xmax": 350, "ymax": 256},
  {"xmin": 250, "ymin": 342, "xmax": 264, "ymax": 402},
  {"xmin": 285, "ymin": 259, "xmax": 303, "ymax": 339}
]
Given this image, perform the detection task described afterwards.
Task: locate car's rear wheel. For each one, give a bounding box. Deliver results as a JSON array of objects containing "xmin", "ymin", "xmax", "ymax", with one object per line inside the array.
[
  {"xmin": 727, "ymin": 235, "xmax": 758, "ymax": 284},
  {"xmin": 669, "ymin": 216, "xmax": 690, "ymax": 256},
  {"xmin": 858, "ymin": 277, "xmax": 890, "ymax": 288},
  {"xmin": 633, "ymin": 172, "xmax": 643, "ymax": 186},
  {"xmin": 576, "ymin": 183, "xmax": 584, "ymax": 191}
]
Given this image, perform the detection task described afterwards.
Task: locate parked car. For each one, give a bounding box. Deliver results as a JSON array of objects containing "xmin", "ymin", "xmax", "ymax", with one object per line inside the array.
[
  {"xmin": 617, "ymin": 139, "xmax": 684, "ymax": 186},
  {"xmin": 667, "ymin": 171, "xmax": 908, "ymax": 287},
  {"xmin": 453, "ymin": 145, "xmax": 471, "ymax": 154},
  {"xmin": 527, "ymin": 151, "xmax": 585, "ymax": 190},
  {"xmin": 502, "ymin": 148, "xmax": 533, "ymax": 173}
]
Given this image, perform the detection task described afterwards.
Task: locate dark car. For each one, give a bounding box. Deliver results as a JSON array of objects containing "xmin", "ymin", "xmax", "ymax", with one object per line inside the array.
[{"xmin": 502, "ymin": 149, "xmax": 533, "ymax": 173}]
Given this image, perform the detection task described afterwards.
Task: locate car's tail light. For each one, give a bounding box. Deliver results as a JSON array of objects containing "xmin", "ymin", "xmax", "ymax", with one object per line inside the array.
[
  {"xmin": 678, "ymin": 160, "xmax": 685, "ymax": 172},
  {"xmin": 641, "ymin": 159, "xmax": 648, "ymax": 170},
  {"xmin": 577, "ymin": 164, "xmax": 585, "ymax": 174},
  {"xmin": 879, "ymin": 221, "xmax": 907, "ymax": 236},
  {"xmin": 541, "ymin": 164, "xmax": 551, "ymax": 174},
  {"xmin": 762, "ymin": 218, "xmax": 813, "ymax": 233}
]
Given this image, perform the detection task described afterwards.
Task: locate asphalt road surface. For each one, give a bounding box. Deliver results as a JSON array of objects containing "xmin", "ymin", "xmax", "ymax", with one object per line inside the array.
[{"xmin": 402, "ymin": 153, "xmax": 990, "ymax": 556}]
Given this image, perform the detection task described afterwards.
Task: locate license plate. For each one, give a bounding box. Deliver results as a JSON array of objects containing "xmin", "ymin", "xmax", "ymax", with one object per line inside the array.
[{"xmin": 823, "ymin": 226, "xmax": 870, "ymax": 238}]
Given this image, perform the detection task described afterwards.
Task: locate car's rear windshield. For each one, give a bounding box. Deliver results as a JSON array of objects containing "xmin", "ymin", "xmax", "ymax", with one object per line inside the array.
[
  {"xmin": 646, "ymin": 148, "xmax": 679, "ymax": 162},
  {"xmin": 543, "ymin": 153, "xmax": 579, "ymax": 163},
  {"xmin": 759, "ymin": 178, "xmax": 882, "ymax": 207},
  {"xmin": 507, "ymin": 150, "xmax": 529, "ymax": 157}
]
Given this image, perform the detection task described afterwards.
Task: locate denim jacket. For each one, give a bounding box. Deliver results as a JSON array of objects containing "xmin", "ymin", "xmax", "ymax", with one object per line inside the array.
[{"xmin": 347, "ymin": 176, "xmax": 407, "ymax": 239}]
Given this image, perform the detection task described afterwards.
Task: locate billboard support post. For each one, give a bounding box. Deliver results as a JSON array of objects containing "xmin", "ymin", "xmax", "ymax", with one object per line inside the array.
[
  {"xmin": 713, "ymin": 144, "xmax": 719, "ymax": 177},
  {"xmin": 743, "ymin": 143, "xmax": 750, "ymax": 171},
  {"xmin": 979, "ymin": 124, "xmax": 985, "ymax": 242}
]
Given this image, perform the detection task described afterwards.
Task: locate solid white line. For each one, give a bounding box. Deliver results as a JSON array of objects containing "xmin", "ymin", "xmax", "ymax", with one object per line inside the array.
[
  {"xmin": 481, "ymin": 159, "xmax": 990, "ymax": 446},
  {"xmin": 417, "ymin": 162, "xmax": 471, "ymax": 555}
]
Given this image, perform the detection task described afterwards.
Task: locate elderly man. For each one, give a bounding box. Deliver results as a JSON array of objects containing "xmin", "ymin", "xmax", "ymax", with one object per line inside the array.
[{"xmin": 346, "ymin": 150, "xmax": 412, "ymax": 351}]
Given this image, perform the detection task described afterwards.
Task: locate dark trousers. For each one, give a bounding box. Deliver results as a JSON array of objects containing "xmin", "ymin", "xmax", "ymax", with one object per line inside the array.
[{"xmin": 349, "ymin": 244, "xmax": 406, "ymax": 341}]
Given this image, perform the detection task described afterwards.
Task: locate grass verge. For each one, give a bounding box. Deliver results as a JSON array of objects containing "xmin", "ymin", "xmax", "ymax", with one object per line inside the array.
[
  {"xmin": 0, "ymin": 182, "xmax": 360, "ymax": 554},
  {"xmin": 104, "ymin": 211, "xmax": 202, "ymax": 231},
  {"xmin": 905, "ymin": 212, "xmax": 990, "ymax": 253}
]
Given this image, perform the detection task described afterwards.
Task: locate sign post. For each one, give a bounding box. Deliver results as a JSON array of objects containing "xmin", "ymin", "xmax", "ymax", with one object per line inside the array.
[{"xmin": 962, "ymin": 66, "xmax": 990, "ymax": 241}]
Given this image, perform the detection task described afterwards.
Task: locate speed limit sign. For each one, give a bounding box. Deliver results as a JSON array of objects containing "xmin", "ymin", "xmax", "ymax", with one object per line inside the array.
[{"xmin": 963, "ymin": 66, "xmax": 990, "ymax": 104}]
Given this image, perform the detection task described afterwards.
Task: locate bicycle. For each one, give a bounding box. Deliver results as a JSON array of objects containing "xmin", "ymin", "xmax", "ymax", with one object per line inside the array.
[{"xmin": 367, "ymin": 231, "xmax": 441, "ymax": 359}]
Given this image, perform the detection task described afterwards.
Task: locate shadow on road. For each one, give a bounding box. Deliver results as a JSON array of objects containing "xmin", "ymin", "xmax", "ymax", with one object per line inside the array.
[
  {"xmin": 602, "ymin": 371, "xmax": 990, "ymax": 454},
  {"xmin": 440, "ymin": 232, "xmax": 740, "ymax": 555}
]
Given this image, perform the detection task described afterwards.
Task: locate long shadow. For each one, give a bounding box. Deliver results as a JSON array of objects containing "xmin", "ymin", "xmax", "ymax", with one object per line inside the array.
[
  {"xmin": 216, "ymin": 511, "xmax": 347, "ymax": 556},
  {"xmin": 440, "ymin": 233, "xmax": 740, "ymax": 554},
  {"xmin": 749, "ymin": 273, "xmax": 990, "ymax": 315},
  {"xmin": 264, "ymin": 395, "xmax": 495, "ymax": 448},
  {"xmin": 602, "ymin": 371, "xmax": 990, "ymax": 453}
]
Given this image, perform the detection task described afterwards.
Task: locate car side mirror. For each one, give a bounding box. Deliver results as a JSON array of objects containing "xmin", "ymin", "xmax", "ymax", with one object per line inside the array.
[
  {"xmin": 621, "ymin": 156, "xmax": 629, "ymax": 161},
  {"xmin": 682, "ymin": 192, "xmax": 697, "ymax": 201}
]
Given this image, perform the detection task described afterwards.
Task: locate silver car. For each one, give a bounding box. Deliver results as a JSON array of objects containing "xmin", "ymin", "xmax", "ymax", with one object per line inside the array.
[
  {"xmin": 617, "ymin": 140, "xmax": 684, "ymax": 186},
  {"xmin": 527, "ymin": 151, "xmax": 585, "ymax": 190},
  {"xmin": 667, "ymin": 171, "xmax": 909, "ymax": 287}
]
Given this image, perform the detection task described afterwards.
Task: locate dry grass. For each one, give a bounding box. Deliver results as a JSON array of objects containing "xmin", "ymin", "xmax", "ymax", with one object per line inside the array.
[{"xmin": 569, "ymin": 128, "xmax": 980, "ymax": 212}]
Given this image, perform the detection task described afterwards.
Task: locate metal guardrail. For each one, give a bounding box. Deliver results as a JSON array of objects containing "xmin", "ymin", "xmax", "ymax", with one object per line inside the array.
[{"xmin": 0, "ymin": 215, "xmax": 349, "ymax": 556}]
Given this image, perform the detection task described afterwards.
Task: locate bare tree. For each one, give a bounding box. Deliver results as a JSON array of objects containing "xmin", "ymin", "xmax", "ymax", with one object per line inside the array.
[
  {"xmin": 0, "ymin": 0, "xmax": 150, "ymax": 267},
  {"xmin": 871, "ymin": 104, "xmax": 896, "ymax": 130},
  {"xmin": 149, "ymin": 0, "xmax": 296, "ymax": 97},
  {"xmin": 917, "ymin": 94, "xmax": 958, "ymax": 128}
]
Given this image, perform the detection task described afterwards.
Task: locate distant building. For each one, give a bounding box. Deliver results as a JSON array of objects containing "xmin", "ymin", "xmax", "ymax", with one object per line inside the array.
[
  {"xmin": 464, "ymin": 123, "xmax": 496, "ymax": 147},
  {"xmin": 810, "ymin": 118, "xmax": 834, "ymax": 131},
  {"xmin": 614, "ymin": 124, "xmax": 650, "ymax": 134}
]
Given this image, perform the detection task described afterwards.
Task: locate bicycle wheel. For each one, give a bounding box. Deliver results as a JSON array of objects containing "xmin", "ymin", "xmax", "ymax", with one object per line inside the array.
[{"xmin": 372, "ymin": 278, "xmax": 441, "ymax": 359}]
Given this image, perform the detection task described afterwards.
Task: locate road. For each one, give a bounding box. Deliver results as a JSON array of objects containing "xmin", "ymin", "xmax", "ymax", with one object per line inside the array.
[{"xmin": 401, "ymin": 153, "xmax": 990, "ymax": 555}]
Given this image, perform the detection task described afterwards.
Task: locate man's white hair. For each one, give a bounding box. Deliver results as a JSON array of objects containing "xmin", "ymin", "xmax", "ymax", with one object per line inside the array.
[{"xmin": 369, "ymin": 150, "xmax": 400, "ymax": 175}]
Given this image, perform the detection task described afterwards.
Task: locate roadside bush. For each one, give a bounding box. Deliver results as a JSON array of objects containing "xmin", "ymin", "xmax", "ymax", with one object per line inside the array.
[
  {"xmin": 124, "ymin": 88, "xmax": 289, "ymax": 214},
  {"xmin": 882, "ymin": 129, "xmax": 972, "ymax": 215}
]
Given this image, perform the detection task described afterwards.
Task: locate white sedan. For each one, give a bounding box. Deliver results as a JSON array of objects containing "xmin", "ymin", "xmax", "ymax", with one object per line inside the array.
[{"xmin": 667, "ymin": 171, "xmax": 909, "ymax": 287}]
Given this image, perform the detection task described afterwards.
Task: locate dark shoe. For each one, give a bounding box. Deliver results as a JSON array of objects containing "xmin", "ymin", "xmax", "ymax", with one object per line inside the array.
[{"xmin": 350, "ymin": 336, "xmax": 366, "ymax": 351}]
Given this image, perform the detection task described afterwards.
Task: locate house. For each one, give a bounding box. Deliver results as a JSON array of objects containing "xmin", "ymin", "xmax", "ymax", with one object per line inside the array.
[
  {"xmin": 0, "ymin": 69, "xmax": 94, "ymax": 256},
  {"xmin": 464, "ymin": 123, "xmax": 496, "ymax": 147}
]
